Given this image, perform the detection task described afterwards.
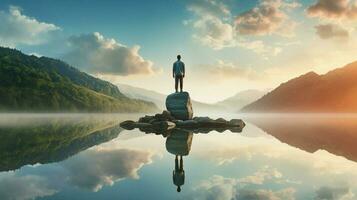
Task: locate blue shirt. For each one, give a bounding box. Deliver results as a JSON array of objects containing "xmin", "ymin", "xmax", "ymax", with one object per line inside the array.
[{"xmin": 173, "ymin": 60, "xmax": 185, "ymax": 76}]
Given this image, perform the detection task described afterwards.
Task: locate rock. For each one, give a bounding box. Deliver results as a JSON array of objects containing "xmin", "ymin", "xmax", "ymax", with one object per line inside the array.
[
  {"xmin": 193, "ymin": 116, "xmax": 214, "ymax": 123},
  {"xmin": 152, "ymin": 121, "xmax": 176, "ymax": 131},
  {"xmin": 120, "ymin": 120, "xmax": 136, "ymax": 130},
  {"xmin": 229, "ymin": 119, "xmax": 245, "ymax": 127},
  {"xmin": 138, "ymin": 115, "xmax": 155, "ymax": 123},
  {"xmin": 176, "ymin": 120, "xmax": 199, "ymax": 128},
  {"xmin": 120, "ymin": 120, "xmax": 152, "ymax": 130},
  {"xmin": 215, "ymin": 118, "xmax": 227, "ymax": 123},
  {"xmin": 166, "ymin": 92, "xmax": 193, "ymax": 120}
]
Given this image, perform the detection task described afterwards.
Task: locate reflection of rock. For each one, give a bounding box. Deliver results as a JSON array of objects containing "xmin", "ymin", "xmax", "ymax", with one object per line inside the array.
[
  {"xmin": 166, "ymin": 129, "xmax": 193, "ymax": 156},
  {"xmin": 166, "ymin": 92, "xmax": 193, "ymax": 120}
]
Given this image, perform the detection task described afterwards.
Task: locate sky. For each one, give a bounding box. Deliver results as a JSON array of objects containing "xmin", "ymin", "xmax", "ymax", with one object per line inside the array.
[{"xmin": 1, "ymin": 0, "xmax": 357, "ymax": 103}]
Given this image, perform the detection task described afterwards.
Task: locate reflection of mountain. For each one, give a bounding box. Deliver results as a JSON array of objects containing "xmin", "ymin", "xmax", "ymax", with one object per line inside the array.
[
  {"xmin": 0, "ymin": 119, "xmax": 123, "ymax": 172},
  {"xmin": 249, "ymin": 117, "xmax": 357, "ymax": 162},
  {"xmin": 242, "ymin": 61, "xmax": 357, "ymax": 112}
]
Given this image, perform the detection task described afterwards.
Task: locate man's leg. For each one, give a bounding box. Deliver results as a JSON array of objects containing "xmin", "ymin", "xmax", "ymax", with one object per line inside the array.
[
  {"xmin": 179, "ymin": 156, "xmax": 183, "ymax": 171},
  {"xmin": 175, "ymin": 155, "xmax": 179, "ymax": 171},
  {"xmin": 175, "ymin": 77, "xmax": 178, "ymax": 93},
  {"xmin": 180, "ymin": 76, "xmax": 183, "ymax": 92}
]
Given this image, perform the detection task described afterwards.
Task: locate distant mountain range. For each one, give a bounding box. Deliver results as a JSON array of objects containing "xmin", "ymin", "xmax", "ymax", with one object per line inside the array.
[
  {"xmin": 0, "ymin": 47, "xmax": 158, "ymax": 112},
  {"xmin": 216, "ymin": 89, "xmax": 267, "ymax": 111},
  {"xmin": 117, "ymin": 83, "xmax": 226, "ymax": 113},
  {"xmin": 242, "ymin": 61, "xmax": 357, "ymax": 112}
]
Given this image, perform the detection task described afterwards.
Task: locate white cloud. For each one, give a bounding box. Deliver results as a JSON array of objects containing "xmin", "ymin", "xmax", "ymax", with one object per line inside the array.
[
  {"xmin": 235, "ymin": 0, "xmax": 300, "ymax": 37},
  {"xmin": 0, "ymin": 6, "xmax": 60, "ymax": 47},
  {"xmin": 63, "ymin": 32, "xmax": 158, "ymax": 76},
  {"xmin": 192, "ymin": 16, "xmax": 235, "ymax": 50},
  {"xmin": 185, "ymin": 0, "xmax": 299, "ymax": 54},
  {"xmin": 203, "ymin": 60, "xmax": 263, "ymax": 81}
]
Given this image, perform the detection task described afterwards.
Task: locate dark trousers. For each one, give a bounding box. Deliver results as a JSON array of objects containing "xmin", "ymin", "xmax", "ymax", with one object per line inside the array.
[
  {"xmin": 175, "ymin": 76, "xmax": 183, "ymax": 92},
  {"xmin": 175, "ymin": 155, "xmax": 183, "ymax": 171}
]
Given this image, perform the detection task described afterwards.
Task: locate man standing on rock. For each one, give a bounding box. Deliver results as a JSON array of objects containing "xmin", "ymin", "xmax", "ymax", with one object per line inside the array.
[{"xmin": 173, "ymin": 55, "xmax": 185, "ymax": 93}]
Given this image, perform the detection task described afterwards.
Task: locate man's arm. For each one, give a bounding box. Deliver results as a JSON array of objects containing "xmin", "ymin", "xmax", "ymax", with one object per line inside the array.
[
  {"xmin": 183, "ymin": 62, "xmax": 185, "ymax": 77},
  {"xmin": 173, "ymin": 63, "xmax": 175, "ymax": 78}
]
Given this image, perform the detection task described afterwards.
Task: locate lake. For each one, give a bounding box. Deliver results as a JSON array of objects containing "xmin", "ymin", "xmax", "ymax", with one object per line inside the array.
[{"xmin": 0, "ymin": 113, "xmax": 356, "ymax": 200}]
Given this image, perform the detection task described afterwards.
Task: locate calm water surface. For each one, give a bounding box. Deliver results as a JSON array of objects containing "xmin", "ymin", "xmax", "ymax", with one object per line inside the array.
[{"xmin": 0, "ymin": 113, "xmax": 357, "ymax": 200}]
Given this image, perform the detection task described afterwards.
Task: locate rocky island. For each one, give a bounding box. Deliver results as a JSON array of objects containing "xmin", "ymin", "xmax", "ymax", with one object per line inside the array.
[{"xmin": 120, "ymin": 92, "xmax": 245, "ymax": 134}]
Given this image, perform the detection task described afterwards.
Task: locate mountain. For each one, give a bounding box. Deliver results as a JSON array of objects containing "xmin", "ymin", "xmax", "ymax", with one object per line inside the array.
[
  {"xmin": 216, "ymin": 89, "xmax": 267, "ymax": 111},
  {"xmin": 0, "ymin": 47, "xmax": 158, "ymax": 112},
  {"xmin": 242, "ymin": 61, "xmax": 357, "ymax": 112},
  {"xmin": 117, "ymin": 83, "xmax": 225, "ymax": 112}
]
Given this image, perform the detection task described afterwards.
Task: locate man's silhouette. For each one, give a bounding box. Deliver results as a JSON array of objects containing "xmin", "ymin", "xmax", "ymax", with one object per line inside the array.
[
  {"xmin": 173, "ymin": 155, "xmax": 185, "ymax": 192},
  {"xmin": 173, "ymin": 55, "xmax": 185, "ymax": 93}
]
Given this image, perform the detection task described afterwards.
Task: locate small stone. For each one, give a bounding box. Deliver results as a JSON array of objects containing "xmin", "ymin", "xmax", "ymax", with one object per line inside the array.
[
  {"xmin": 120, "ymin": 120, "xmax": 136, "ymax": 130},
  {"xmin": 215, "ymin": 118, "xmax": 227, "ymax": 123}
]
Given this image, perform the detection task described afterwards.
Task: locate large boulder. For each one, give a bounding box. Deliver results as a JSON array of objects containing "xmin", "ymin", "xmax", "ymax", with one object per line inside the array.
[{"xmin": 166, "ymin": 92, "xmax": 193, "ymax": 120}]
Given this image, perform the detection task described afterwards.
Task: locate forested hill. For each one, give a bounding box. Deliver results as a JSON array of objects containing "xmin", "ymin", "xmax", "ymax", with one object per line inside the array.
[{"xmin": 0, "ymin": 47, "xmax": 158, "ymax": 112}]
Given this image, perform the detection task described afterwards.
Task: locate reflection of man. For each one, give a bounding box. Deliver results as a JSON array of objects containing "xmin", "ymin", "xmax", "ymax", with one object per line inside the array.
[
  {"xmin": 172, "ymin": 55, "xmax": 185, "ymax": 93},
  {"xmin": 173, "ymin": 155, "xmax": 185, "ymax": 192}
]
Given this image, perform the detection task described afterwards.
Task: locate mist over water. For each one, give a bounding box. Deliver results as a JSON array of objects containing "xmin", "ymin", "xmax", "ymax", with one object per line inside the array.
[{"xmin": 1, "ymin": 113, "xmax": 357, "ymax": 200}]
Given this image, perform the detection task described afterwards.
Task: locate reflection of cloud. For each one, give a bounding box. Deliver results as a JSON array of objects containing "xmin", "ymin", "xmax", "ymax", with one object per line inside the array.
[
  {"xmin": 307, "ymin": 0, "xmax": 357, "ymax": 20},
  {"xmin": 63, "ymin": 32, "xmax": 157, "ymax": 76},
  {"xmin": 238, "ymin": 166, "xmax": 282, "ymax": 185},
  {"xmin": 315, "ymin": 23, "xmax": 349, "ymax": 40},
  {"xmin": 0, "ymin": 6, "xmax": 60, "ymax": 47},
  {"xmin": 62, "ymin": 148, "xmax": 153, "ymax": 191},
  {"xmin": 184, "ymin": 174, "xmax": 295, "ymax": 200},
  {"xmin": 315, "ymin": 186, "xmax": 355, "ymax": 200},
  {"xmin": 0, "ymin": 174, "xmax": 56, "ymax": 200},
  {"xmin": 238, "ymin": 188, "xmax": 296, "ymax": 200}
]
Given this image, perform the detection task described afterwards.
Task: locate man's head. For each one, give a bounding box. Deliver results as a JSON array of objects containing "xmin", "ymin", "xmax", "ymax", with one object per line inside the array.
[
  {"xmin": 177, "ymin": 186, "xmax": 181, "ymax": 192},
  {"xmin": 177, "ymin": 55, "xmax": 181, "ymax": 60}
]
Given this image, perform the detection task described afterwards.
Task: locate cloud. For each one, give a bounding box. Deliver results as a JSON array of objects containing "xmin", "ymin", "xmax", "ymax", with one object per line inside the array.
[
  {"xmin": 192, "ymin": 16, "xmax": 235, "ymax": 50},
  {"xmin": 314, "ymin": 186, "xmax": 355, "ymax": 200},
  {"xmin": 187, "ymin": 0, "xmax": 231, "ymax": 18},
  {"xmin": 235, "ymin": 0, "xmax": 300, "ymax": 37},
  {"xmin": 184, "ymin": 175, "xmax": 296, "ymax": 200},
  {"xmin": 62, "ymin": 148, "xmax": 153, "ymax": 192},
  {"xmin": 63, "ymin": 32, "xmax": 157, "ymax": 76},
  {"xmin": 185, "ymin": 0, "xmax": 299, "ymax": 53},
  {"xmin": 0, "ymin": 174, "xmax": 57, "ymax": 200},
  {"xmin": 307, "ymin": 0, "xmax": 357, "ymax": 20},
  {"xmin": 0, "ymin": 6, "xmax": 60, "ymax": 47},
  {"xmin": 204, "ymin": 60, "xmax": 263, "ymax": 80},
  {"xmin": 315, "ymin": 23, "xmax": 349, "ymax": 39}
]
